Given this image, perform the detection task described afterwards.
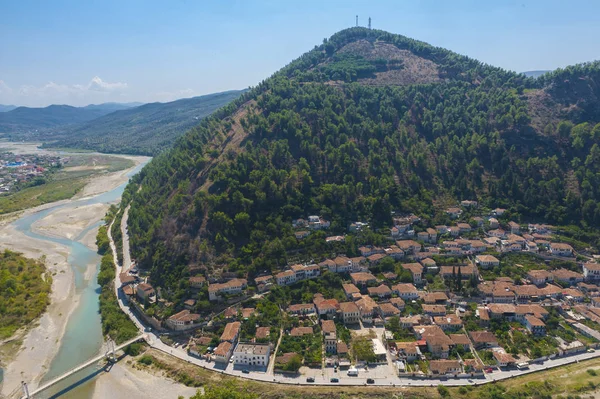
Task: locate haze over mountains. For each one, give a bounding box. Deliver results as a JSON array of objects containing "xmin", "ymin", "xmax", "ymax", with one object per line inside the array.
[
  {"xmin": 119, "ymin": 27, "xmax": 600, "ymax": 289},
  {"xmin": 0, "ymin": 90, "xmax": 244, "ymax": 155},
  {"xmin": 0, "ymin": 105, "xmax": 18, "ymax": 112},
  {"xmin": 521, "ymin": 70, "xmax": 552, "ymax": 78},
  {"xmin": 47, "ymin": 90, "xmax": 244, "ymax": 155},
  {"xmin": 0, "ymin": 102, "xmax": 138, "ymax": 132}
]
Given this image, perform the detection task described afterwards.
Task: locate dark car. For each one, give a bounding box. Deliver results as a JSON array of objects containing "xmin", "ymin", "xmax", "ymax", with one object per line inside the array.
[
  {"xmin": 242, "ymin": 369, "xmax": 250, "ymax": 374},
  {"xmin": 367, "ymin": 378, "xmax": 375, "ymax": 384},
  {"xmin": 330, "ymin": 377, "xmax": 339, "ymax": 383},
  {"xmin": 306, "ymin": 377, "xmax": 315, "ymax": 383}
]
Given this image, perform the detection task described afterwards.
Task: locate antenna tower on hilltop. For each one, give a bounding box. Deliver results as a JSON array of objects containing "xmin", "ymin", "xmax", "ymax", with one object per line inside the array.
[
  {"xmin": 356, "ymin": 15, "xmax": 358, "ymax": 27},
  {"xmin": 368, "ymin": 17, "xmax": 372, "ymax": 29}
]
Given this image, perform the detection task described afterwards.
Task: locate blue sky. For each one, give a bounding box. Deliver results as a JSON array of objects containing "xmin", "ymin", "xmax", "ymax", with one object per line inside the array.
[{"xmin": 1, "ymin": 0, "xmax": 599, "ymax": 107}]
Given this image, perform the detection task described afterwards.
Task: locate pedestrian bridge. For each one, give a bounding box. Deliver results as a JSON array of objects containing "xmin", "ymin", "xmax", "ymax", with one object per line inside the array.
[{"xmin": 20, "ymin": 334, "xmax": 146, "ymax": 399}]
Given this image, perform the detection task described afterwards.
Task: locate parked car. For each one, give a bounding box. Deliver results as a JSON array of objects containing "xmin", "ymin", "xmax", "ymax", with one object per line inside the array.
[
  {"xmin": 366, "ymin": 378, "xmax": 375, "ymax": 384},
  {"xmin": 242, "ymin": 369, "xmax": 250, "ymax": 374},
  {"xmin": 485, "ymin": 367, "xmax": 494, "ymax": 373},
  {"xmin": 306, "ymin": 377, "xmax": 315, "ymax": 383},
  {"xmin": 330, "ymin": 378, "xmax": 339, "ymax": 383}
]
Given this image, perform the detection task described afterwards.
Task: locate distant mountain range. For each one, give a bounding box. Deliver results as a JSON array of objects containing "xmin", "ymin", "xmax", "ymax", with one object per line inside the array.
[
  {"xmin": 0, "ymin": 91, "xmax": 244, "ymax": 156},
  {"xmin": 46, "ymin": 90, "xmax": 244, "ymax": 155},
  {"xmin": 521, "ymin": 70, "xmax": 551, "ymax": 78},
  {"xmin": 0, "ymin": 105, "xmax": 17, "ymax": 112},
  {"xmin": 81, "ymin": 102, "xmax": 144, "ymax": 111},
  {"xmin": 0, "ymin": 102, "xmax": 140, "ymax": 132}
]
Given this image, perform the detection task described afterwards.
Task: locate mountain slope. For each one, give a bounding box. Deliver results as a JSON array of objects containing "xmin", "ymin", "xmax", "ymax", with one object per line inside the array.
[
  {"xmin": 81, "ymin": 102, "xmax": 142, "ymax": 112},
  {"xmin": 125, "ymin": 28, "xmax": 600, "ymax": 291},
  {"xmin": 43, "ymin": 90, "xmax": 244, "ymax": 155}
]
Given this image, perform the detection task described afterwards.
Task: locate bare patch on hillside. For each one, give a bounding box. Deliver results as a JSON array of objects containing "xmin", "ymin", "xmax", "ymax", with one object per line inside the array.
[
  {"xmin": 197, "ymin": 100, "xmax": 256, "ymax": 191},
  {"xmin": 337, "ymin": 39, "xmax": 441, "ymax": 85},
  {"xmin": 524, "ymin": 89, "xmax": 561, "ymax": 134}
]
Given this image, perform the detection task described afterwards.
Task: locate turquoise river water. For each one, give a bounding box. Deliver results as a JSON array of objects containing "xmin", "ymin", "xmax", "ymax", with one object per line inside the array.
[{"xmin": 10, "ymin": 160, "xmax": 146, "ymax": 398}]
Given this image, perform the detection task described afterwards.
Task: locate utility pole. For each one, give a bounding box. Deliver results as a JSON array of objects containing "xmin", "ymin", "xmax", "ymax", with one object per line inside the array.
[
  {"xmin": 368, "ymin": 17, "xmax": 372, "ymax": 29},
  {"xmin": 356, "ymin": 15, "xmax": 358, "ymax": 27}
]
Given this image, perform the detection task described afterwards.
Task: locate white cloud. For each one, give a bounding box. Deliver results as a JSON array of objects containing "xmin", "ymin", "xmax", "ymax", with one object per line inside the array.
[
  {"xmin": 0, "ymin": 77, "xmax": 129, "ymax": 106},
  {"xmin": 87, "ymin": 76, "xmax": 128, "ymax": 92}
]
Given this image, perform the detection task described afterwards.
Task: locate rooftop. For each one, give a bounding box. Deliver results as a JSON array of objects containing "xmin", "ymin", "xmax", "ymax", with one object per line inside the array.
[{"xmin": 234, "ymin": 343, "xmax": 270, "ymax": 355}]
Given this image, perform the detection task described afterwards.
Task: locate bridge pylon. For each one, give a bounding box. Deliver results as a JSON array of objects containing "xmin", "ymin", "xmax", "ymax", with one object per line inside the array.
[
  {"xmin": 21, "ymin": 381, "xmax": 30, "ymax": 399},
  {"xmin": 105, "ymin": 337, "xmax": 117, "ymax": 363}
]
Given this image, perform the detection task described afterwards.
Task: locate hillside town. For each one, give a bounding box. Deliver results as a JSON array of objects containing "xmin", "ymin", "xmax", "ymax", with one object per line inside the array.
[
  {"xmin": 0, "ymin": 151, "xmax": 63, "ymax": 193},
  {"xmin": 115, "ymin": 201, "xmax": 600, "ymax": 382}
]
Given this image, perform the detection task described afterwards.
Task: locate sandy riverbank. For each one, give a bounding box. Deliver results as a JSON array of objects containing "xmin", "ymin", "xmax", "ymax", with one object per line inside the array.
[
  {"xmin": 0, "ymin": 222, "xmax": 74, "ymax": 396},
  {"xmin": 0, "ymin": 152, "xmax": 148, "ymax": 396},
  {"xmin": 74, "ymin": 155, "xmax": 151, "ymax": 200},
  {"xmin": 91, "ymin": 361, "xmax": 199, "ymax": 399},
  {"xmin": 31, "ymin": 203, "xmax": 109, "ymax": 240}
]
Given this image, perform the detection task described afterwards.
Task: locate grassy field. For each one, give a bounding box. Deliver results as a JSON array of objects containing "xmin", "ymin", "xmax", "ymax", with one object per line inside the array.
[
  {"xmin": 133, "ymin": 348, "xmax": 434, "ymax": 399},
  {"xmin": 130, "ymin": 348, "xmax": 600, "ymax": 399},
  {"xmin": 454, "ymin": 357, "xmax": 600, "ymax": 399},
  {"xmin": 0, "ymin": 154, "xmax": 134, "ymax": 214}
]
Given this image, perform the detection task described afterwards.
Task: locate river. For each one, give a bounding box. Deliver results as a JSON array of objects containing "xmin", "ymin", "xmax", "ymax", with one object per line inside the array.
[{"xmin": 9, "ymin": 159, "xmax": 147, "ymax": 399}]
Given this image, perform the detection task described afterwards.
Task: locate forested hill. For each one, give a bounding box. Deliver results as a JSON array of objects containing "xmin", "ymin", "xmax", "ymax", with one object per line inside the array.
[
  {"xmin": 124, "ymin": 27, "xmax": 600, "ymax": 290},
  {"xmin": 43, "ymin": 90, "xmax": 244, "ymax": 156}
]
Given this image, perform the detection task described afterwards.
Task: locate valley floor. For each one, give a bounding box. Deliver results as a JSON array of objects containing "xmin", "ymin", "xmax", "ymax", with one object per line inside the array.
[{"xmin": 0, "ymin": 146, "xmax": 149, "ymax": 397}]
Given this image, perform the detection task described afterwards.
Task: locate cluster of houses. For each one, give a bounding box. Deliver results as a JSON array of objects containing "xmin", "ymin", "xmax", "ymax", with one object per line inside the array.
[
  {"xmin": 0, "ymin": 152, "xmax": 63, "ymax": 193},
  {"xmin": 292, "ymin": 215, "xmax": 331, "ymax": 239},
  {"xmin": 119, "ymin": 201, "xmax": 600, "ymax": 379},
  {"xmin": 191, "ymin": 320, "xmax": 272, "ymax": 367}
]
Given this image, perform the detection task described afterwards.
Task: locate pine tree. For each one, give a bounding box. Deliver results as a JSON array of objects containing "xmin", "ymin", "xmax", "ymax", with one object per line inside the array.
[
  {"xmin": 452, "ymin": 266, "xmax": 456, "ymax": 291},
  {"xmin": 457, "ymin": 267, "xmax": 463, "ymax": 292}
]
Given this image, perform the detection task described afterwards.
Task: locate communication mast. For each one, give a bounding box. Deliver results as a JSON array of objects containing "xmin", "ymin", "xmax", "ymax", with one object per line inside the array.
[
  {"xmin": 368, "ymin": 17, "xmax": 372, "ymax": 29},
  {"xmin": 356, "ymin": 15, "xmax": 358, "ymax": 27}
]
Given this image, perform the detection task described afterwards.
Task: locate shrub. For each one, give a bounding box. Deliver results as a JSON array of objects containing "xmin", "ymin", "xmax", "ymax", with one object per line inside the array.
[
  {"xmin": 438, "ymin": 384, "xmax": 450, "ymax": 397},
  {"xmin": 125, "ymin": 342, "xmax": 143, "ymax": 356},
  {"xmin": 138, "ymin": 354, "xmax": 153, "ymax": 365}
]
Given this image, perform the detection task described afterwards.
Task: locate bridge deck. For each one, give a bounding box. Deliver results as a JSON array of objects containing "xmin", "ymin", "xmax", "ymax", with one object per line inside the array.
[{"xmin": 24, "ymin": 334, "xmax": 145, "ymax": 399}]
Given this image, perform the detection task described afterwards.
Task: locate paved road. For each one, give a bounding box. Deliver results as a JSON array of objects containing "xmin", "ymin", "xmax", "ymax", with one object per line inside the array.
[
  {"xmin": 120, "ymin": 205, "xmax": 132, "ymax": 270},
  {"xmin": 107, "ymin": 210, "xmax": 600, "ymax": 387}
]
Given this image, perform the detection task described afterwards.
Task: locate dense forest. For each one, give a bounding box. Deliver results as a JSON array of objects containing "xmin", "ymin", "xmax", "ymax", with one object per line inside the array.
[
  {"xmin": 0, "ymin": 250, "xmax": 51, "ymax": 339},
  {"xmin": 124, "ymin": 27, "xmax": 600, "ymax": 292}
]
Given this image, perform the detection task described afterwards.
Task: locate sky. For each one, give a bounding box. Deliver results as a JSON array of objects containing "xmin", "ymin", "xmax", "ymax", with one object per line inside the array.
[{"xmin": 1, "ymin": 0, "xmax": 599, "ymax": 107}]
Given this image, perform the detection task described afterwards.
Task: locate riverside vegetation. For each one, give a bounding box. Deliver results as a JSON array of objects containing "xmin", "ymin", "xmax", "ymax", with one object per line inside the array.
[
  {"xmin": 0, "ymin": 249, "xmax": 51, "ymax": 339},
  {"xmin": 95, "ymin": 223, "xmax": 138, "ymax": 344},
  {"xmin": 121, "ymin": 27, "xmax": 600, "ymax": 296}
]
